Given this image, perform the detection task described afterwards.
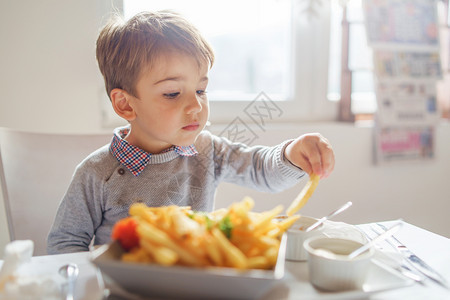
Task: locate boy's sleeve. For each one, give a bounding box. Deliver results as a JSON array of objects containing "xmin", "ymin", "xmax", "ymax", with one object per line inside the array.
[
  {"xmin": 46, "ymin": 163, "xmax": 104, "ymax": 254},
  {"xmin": 210, "ymin": 134, "xmax": 305, "ymax": 193}
]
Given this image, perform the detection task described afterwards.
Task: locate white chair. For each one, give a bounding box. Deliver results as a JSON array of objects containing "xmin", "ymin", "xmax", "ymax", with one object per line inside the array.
[{"xmin": 0, "ymin": 128, "xmax": 111, "ymax": 255}]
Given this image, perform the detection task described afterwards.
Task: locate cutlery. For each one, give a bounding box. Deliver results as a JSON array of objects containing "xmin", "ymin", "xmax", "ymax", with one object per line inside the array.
[
  {"xmin": 376, "ymin": 223, "xmax": 449, "ymax": 289},
  {"xmin": 348, "ymin": 221, "xmax": 403, "ymax": 259},
  {"xmin": 59, "ymin": 263, "xmax": 79, "ymax": 300},
  {"xmin": 305, "ymin": 201, "xmax": 352, "ymax": 232},
  {"xmin": 369, "ymin": 226, "xmax": 425, "ymax": 283},
  {"xmin": 358, "ymin": 225, "xmax": 425, "ymax": 283}
]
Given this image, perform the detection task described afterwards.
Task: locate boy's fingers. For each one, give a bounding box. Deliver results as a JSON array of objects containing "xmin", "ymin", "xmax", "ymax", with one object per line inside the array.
[
  {"xmin": 317, "ymin": 141, "xmax": 335, "ymax": 178},
  {"xmin": 295, "ymin": 154, "xmax": 312, "ymax": 175},
  {"xmin": 308, "ymin": 150, "xmax": 323, "ymax": 177},
  {"xmin": 285, "ymin": 133, "xmax": 335, "ymax": 178}
]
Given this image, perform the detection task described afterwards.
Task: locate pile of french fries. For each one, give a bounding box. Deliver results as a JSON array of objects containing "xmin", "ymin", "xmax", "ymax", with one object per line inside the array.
[{"xmin": 119, "ymin": 197, "xmax": 299, "ymax": 270}]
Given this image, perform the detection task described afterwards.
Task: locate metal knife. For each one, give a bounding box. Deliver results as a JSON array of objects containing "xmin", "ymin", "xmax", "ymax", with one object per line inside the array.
[
  {"xmin": 376, "ymin": 222, "xmax": 449, "ymax": 289},
  {"xmin": 359, "ymin": 224, "xmax": 426, "ymax": 283}
]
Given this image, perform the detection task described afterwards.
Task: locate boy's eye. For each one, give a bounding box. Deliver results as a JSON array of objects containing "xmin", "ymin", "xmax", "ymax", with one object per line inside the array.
[
  {"xmin": 163, "ymin": 92, "xmax": 180, "ymax": 99},
  {"xmin": 196, "ymin": 90, "xmax": 207, "ymax": 96}
]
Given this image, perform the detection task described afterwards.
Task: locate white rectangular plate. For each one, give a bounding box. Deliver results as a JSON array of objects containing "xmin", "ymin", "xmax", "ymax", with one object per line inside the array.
[{"xmin": 91, "ymin": 235, "xmax": 287, "ymax": 300}]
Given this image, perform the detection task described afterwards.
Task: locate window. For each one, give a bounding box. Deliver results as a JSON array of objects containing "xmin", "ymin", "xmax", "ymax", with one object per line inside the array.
[
  {"xmin": 101, "ymin": 1, "xmax": 337, "ymax": 127},
  {"xmin": 123, "ymin": 0, "xmax": 292, "ymax": 102},
  {"xmin": 101, "ymin": 0, "xmax": 449, "ymax": 128},
  {"xmin": 95, "ymin": 0, "xmax": 334, "ymax": 127}
]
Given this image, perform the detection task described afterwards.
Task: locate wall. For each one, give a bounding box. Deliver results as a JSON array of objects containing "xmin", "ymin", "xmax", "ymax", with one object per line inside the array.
[
  {"xmin": 211, "ymin": 122, "xmax": 450, "ymax": 238},
  {"xmin": 0, "ymin": 0, "xmax": 111, "ymax": 134},
  {"xmin": 0, "ymin": 1, "xmax": 449, "ymax": 256}
]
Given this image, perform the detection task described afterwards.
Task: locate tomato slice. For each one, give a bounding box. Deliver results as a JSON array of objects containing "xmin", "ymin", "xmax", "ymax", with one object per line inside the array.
[{"xmin": 111, "ymin": 217, "xmax": 140, "ymax": 250}]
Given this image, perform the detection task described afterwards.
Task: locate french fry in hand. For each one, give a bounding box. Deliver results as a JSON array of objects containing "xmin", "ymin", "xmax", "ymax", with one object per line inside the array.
[{"xmin": 286, "ymin": 173, "xmax": 320, "ymax": 216}]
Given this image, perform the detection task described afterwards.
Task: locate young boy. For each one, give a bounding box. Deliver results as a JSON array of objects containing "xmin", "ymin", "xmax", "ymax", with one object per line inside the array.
[{"xmin": 47, "ymin": 11, "xmax": 335, "ymax": 254}]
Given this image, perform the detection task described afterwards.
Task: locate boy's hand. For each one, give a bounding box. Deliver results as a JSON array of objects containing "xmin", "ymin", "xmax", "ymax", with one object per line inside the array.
[{"xmin": 284, "ymin": 133, "xmax": 335, "ymax": 179}]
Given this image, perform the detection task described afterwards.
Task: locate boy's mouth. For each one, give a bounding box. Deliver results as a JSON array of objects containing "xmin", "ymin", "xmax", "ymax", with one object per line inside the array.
[{"xmin": 182, "ymin": 122, "xmax": 200, "ymax": 131}]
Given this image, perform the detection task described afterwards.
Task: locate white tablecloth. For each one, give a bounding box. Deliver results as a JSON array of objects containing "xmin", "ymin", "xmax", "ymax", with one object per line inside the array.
[{"xmin": 1, "ymin": 221, "xmax": 449, "ymax": 300}]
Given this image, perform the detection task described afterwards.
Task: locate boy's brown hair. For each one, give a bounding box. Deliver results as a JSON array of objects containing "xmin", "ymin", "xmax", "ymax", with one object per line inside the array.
[{"xmin": 96, "ymin": 11, "xmax": 215, "ymax": 99}]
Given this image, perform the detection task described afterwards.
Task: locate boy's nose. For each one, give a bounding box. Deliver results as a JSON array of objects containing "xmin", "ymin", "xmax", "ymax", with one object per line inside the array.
[{"xmin": 185, "ymin": 93, "xmax": 203, "ymax": 114}]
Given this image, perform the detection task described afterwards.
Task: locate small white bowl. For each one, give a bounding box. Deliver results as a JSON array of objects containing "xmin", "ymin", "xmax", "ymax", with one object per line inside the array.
[
  {"xmin": 304, "ymin": 236, "xmax": 374, "ymax": 291},
  {"xmin": 285, "ymin": 216, "xmax": 325, "ymax": 261}
]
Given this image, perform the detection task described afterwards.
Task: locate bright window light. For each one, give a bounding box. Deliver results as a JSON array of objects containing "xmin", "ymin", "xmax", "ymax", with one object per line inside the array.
[{"xmin": 123, "ymin": 0, "xmax": 292, "ymax": 101}]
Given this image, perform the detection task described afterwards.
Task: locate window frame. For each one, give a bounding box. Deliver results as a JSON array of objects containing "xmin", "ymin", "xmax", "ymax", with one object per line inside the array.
[
  {"xmin": 211, "ymin": 1, "xmax": 338, "ymax": 125},
  {"xmin": 99, "ymin": 0, "xmax": 338, "ymax": 129}
]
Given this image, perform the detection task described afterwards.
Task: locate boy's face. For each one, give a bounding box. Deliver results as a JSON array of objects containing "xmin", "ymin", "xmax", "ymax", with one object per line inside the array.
[{"xmin": 126, "ymin": 52, "xmax": 210, "ymax": 153}]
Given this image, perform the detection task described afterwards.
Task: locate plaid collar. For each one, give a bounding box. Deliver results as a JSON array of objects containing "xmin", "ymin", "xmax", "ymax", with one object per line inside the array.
[{"xmin": 109, "ymin": 126, "xmax": 198, "ymax": 176}]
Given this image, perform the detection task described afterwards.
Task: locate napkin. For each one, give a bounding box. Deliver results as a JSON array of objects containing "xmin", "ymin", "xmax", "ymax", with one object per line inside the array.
[
  {"xmin": 0, "ymin": 240, "xmax": 63, "ymax": 300},
  {"xmin": 321, "ymin": 220, "xmax": 367, "ymax": 244}
]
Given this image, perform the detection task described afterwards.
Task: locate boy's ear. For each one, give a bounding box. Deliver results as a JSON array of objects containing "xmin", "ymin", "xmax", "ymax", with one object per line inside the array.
[{"xmin": 110, "ymin": 88, "xmax": 136, "ymax": 121}]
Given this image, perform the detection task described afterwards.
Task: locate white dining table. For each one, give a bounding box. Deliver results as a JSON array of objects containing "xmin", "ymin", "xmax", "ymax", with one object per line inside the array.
[{"xmin": 1, "ymin": 220, "xmax": 449, "ymax": 300}]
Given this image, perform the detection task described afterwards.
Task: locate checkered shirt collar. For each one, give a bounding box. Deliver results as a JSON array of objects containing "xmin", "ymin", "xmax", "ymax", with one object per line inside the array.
[{"xmin": 109, "ymin": 126, "xmax": 198, "ymax": 176}]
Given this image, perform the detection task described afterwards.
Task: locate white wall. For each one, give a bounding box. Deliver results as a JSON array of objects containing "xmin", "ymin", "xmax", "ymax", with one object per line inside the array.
[
  {"xmin": 0, "ymin": 0, "xmax": 112, "ymax": 134},
  {"xmin": 0, "ymin": 1, "xmax": 449, "ymax": 256},
  {"xmin": 211, "ymin": 122, "xmax": 450, "ymax": 238}
]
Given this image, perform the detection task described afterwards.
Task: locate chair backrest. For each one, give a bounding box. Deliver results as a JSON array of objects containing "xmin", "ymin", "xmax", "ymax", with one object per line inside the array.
[{"xmin": 0, "ymin": 128, "xmax": 111, "ymax": 255}]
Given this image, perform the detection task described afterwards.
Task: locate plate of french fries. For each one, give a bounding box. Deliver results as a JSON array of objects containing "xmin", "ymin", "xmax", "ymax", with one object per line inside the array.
[
  {"xmin": 91, "ymin": 197, "xmax": 298, "ymax": 300},
  {"xmin": 91, "ymin": 175, "xmax": 321, "ymax": 299}
]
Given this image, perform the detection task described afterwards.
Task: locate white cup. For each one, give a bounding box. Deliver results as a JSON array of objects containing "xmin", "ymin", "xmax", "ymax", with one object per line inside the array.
[
  {"xmin": 304, "ymin": 236, "xmax": 374, "ymax": 291},
  {"xmin": 285, "ymin": 216, "xmax": 325, "ymax": 261}
]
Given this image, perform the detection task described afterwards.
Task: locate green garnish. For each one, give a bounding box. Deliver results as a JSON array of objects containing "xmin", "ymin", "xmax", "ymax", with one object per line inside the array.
[
  {"xmin": 218, "ymin": 215, "xmax": 233, "ymax": 239},
  {"xmin": 204, "ymin": 215, "xmax": 213, "ymax": 230}
]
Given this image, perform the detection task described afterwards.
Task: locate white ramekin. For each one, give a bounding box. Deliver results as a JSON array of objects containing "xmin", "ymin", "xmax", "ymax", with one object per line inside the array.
[{"xmin": 304, "ymin": 236, "xmax": 374, "ymax": 291}]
